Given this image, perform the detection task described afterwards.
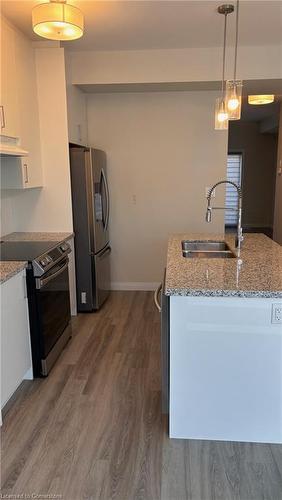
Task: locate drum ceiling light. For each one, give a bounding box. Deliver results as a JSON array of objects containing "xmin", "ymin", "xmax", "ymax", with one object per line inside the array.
[{"xmin": 32, "ymin": 0, "xmax": 84, "ymax": 41}]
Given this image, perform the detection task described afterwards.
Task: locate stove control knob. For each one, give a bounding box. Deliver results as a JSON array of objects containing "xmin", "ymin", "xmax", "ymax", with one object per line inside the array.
[
  {"xmin": 40, "ymin": 258, "xmax": 47, "ymax": 267},
  {"xmin": 60, "ymin": 243, "xmax": 68, "ymax": 252}
]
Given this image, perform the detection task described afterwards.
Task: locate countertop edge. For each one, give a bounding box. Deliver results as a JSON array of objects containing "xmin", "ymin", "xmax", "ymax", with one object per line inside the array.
[
  {"xmin": 165, "ymin": 288, "xmax": 282, "ymax": 299},
  {"xmin": 0, "ymin": 262, "xmax": 28, "ymax": 285}
]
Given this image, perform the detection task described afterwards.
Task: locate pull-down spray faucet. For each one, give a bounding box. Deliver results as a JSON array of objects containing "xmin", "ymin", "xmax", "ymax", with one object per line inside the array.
[{"xmin": 206, "ymin": 180, "xmax": 243, "ymax": 250}]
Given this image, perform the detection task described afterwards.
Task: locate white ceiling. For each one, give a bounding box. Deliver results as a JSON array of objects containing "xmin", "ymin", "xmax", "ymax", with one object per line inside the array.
[{"xmin": 1, "ymin": 0, "xmax": 282, "ymax": 52}]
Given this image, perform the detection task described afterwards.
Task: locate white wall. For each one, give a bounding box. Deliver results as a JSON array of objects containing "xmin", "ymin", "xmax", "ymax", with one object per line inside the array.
[
  {"xmin": 70, "ymin": 45, "xmax": 282, "ymax": 86},
  {"xmin": 87, "ymin": 91, "xmax": 227, "ymax": 288},
  {"xmin": 0, "ymin": 190, "xmax": 18, "ymax": 236}
]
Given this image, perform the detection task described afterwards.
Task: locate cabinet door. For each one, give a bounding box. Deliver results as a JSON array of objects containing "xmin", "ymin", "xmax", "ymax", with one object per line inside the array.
[
  {"xmin": 0, "ymin": 20, "xmax": 20, "ymax": 138},
  {"xmin": 169, "ymin": 296, "xmax": 282, "ymax": 443},
  {"xmin": 13, "ymin": 29, "xmax": 43, "ymax": 188},
  {"xmin": 0, "ymin": 271, "xmax": 32, "ymax": 409},
  {"xmin": 0, "ymin": 156, "xmax": 32, "ymax": 189},
  {"xmin": 66, "ymin": 75, "xmax": 88, "ymax": 146}
]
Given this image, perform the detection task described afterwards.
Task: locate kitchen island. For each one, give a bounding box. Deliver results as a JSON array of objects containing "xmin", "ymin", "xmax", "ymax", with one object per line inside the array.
[{"xmin": 164, "ymin": 233, "xmax": 282, "ymax": 443}]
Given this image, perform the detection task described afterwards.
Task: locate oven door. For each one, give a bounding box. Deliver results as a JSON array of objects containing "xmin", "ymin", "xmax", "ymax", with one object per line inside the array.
[{"xmin": 36, "ymin": 258, "xmax": 71, "ymax": 373}]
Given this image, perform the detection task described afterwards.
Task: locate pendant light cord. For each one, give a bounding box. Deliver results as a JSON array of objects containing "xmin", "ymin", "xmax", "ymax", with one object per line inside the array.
[
  {"xmin": 221, "ymin": 13, "xmax": 227, "ymax": 97},
  {"xmin": 234, "ymin": 0, "xmax": 239, "ymax": 80}
]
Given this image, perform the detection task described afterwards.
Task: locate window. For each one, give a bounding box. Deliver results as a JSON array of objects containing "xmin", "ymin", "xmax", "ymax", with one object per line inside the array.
[{"xmin": 225, "ymin": 153, "xmax": 242, "ymax": 226}]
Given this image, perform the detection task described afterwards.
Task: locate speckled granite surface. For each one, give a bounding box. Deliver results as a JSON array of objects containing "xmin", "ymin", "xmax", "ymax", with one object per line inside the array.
[
  {"xmin": 1, "ymin": 232, "xmax": 73, "ymax": 242},
  {"xmin": 0, "ymin": 261, "xmax": 27, "ymax": 284},
  {"xmin": 165, "ymin": 233, "xmax": 282, "ymax": 298}
]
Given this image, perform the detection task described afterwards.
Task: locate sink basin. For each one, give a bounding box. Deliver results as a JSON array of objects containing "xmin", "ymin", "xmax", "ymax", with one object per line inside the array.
[{"xmin": 181, "ymin": 240, "xmax": 236, "ymax": 259}]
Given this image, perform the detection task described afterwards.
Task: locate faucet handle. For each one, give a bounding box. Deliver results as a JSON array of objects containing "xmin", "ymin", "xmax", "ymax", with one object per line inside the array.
[{"xmin": 206, "ymin": 207, "xmax": 212, "ymax": 223}]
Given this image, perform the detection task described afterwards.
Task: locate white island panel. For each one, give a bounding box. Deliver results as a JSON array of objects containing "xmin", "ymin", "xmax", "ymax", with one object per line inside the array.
[{"xmin": 169, "ymin": 295, "xmax": 282, "ymax": 443}]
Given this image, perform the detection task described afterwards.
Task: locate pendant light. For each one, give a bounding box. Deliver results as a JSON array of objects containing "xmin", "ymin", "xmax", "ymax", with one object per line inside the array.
[
  {"xmin": 225, "ymin": 0, "xmax": 243, "ymax": 120},
  {"xmin": 32, "ymin": 0, "xmax": 84, "ymax": 41},
  {"xmin": 215, "ymin": 4, "xmax": 234, "ymax": 130},
  {"xmin": 248, "ymin": 95, "xmax": 275, "ymax": 105}
]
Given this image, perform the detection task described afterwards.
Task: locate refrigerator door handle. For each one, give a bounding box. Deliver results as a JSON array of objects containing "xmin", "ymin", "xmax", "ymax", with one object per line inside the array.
[
  {"xmin": 101, "ymin": 168, "xmax": 110, "ymax": 231},
  {"xmin": 99, "ymin": 245, "xmax": 112, "ymax": 258}
]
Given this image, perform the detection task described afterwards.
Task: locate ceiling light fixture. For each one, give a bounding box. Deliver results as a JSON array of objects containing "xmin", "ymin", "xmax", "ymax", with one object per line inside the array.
[
  {"xmin": 248, "ymin": 95, "xmax": 275, "ymax": 105},
  {"xmin": 32, "ymin": 0, "xmax": 84, "ymax": 41},
  {"xmin": 225, "ymin": 0, "xmax": 243, "ymax": 120},
  {"xmin": 215, "ymin": 4, "xmax": 234, "ymax": 130}
]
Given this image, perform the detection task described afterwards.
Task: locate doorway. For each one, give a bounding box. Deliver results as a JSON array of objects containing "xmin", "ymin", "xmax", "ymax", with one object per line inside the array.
[{"xmin": 226, "ymin": 96, "xmax": 280, "ymax": 238}]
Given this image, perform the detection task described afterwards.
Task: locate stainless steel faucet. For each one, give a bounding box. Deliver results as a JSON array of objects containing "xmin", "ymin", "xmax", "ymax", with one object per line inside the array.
[{"xmin": 206, "ymin": 180, "xmax": 243, "ymax": 250}]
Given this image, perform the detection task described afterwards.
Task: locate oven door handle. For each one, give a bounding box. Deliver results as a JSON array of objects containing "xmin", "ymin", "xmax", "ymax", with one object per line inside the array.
[{"xmin": 36, "ymin": 259, "xmax": 69, "ymax": 290}]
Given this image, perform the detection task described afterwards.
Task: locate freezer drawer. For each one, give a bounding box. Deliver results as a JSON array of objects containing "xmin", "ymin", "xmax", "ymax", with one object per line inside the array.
[{"xmin": 93, "ymin": 245, "xmax": 111, "ymax": 310}]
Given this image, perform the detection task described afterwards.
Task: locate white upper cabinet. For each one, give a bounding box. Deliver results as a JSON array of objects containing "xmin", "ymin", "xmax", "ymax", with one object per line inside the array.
[
  {"xmin": 0, "ymin": 20, "xmax": 20, "ymax": 138},
  {"xmin": 1, "ymin": 156, "xmax": 38, "ymax": 190},
  {"xmin": 66, "ymin": 85, "xmax": 88, "ymax": 146},
  {"xmin": 65, "ymin": 54, "xmax": 88, "ymax": 146},
  {"xmin": 0, "ymin": 17, "xmax": 43, "ymax": 189}
]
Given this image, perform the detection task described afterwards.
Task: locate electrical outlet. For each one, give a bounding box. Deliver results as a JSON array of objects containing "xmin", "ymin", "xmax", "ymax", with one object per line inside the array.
[
  {"xmin": 271, "ymin": 304, "xmax": 282, "ymax": 324},
  {"xmin": 205, "ymin": 187, "xmax": 216, "ymax": 199},
  {"xmin": 81, "ymin": 292, "xmax": 87, "ymax": 304}
]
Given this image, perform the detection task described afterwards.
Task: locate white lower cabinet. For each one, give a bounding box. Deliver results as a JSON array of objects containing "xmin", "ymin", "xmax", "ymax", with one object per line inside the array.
[
  {"xmin": 0, "ymin": 270, "xmax": 33, "ymax": 416},
  {"xmin": 169, "ymin": 295, "xmax": 282, "ymax": 444}
]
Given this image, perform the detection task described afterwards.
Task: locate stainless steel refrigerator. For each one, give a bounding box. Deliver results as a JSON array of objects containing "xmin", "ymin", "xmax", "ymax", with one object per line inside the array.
[{"xmin": 69, "ymin": 147, "xmax": 111, "ymax": 311}]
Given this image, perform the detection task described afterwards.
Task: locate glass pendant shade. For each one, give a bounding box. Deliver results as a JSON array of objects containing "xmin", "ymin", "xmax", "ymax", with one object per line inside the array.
[
  {"xmin": 225, "ymin": 80, "xmax": 243, "ymax": 120},
  {"xmin": 32, "ymin": 1, "xmax": 84, "ymax": 41},
  {"xmin": 215, "ymin": 98, "xmax": 229, "ymax": 130}
]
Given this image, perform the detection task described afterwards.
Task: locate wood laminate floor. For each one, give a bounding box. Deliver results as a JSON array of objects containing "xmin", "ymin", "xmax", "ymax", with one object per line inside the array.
[{"xmin": 1, "ymin": 291, "xmax": 282, "ymax": 500}]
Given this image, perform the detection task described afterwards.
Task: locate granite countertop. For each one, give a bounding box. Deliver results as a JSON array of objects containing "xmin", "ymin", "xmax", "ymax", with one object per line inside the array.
[
  {"xmin": 1, "ymin": 231, "xmax": 74, "ymax": 242},
  {"xmin": 0, "ymin": 261, "xmax": 27, "ymax": 284},
  {"xmin": 165, "ymin": 233, "xmax": 282, "ymax": 298}
]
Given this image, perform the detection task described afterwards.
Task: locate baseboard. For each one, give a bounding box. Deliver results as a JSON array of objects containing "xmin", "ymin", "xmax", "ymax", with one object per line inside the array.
[
  {"xmin": 111, "ymin": 282, "xmax": 160, "ymax": 291},
  {"xmin": 23, "ymin": 366, "xmax": 33, "ymax": 380}
]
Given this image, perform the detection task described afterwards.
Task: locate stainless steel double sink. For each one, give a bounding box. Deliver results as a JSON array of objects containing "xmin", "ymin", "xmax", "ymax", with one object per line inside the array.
[{"xmin": 182, "ymin": 240, "xmax": 236, "ymax": 259}]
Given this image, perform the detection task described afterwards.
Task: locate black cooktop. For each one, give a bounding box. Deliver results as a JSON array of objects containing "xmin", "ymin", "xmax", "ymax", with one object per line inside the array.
[{"xmin": 0, "ymin": 240, "xmax": 60, "ymax": 262}]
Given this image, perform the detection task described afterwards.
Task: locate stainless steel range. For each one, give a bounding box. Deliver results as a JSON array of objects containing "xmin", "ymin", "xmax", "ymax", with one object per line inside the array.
[{"xmin": 0, "ymin": 240, "xmax": 71, "ymax": 376}]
